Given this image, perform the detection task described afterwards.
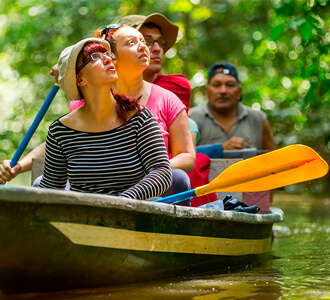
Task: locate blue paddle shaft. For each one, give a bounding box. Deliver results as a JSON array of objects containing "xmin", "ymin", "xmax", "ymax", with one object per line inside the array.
[
  {"xmin": 10, "ymin": 84, "xmax": 59, "ymax": 168},
  {"xmin": 152, "ymin": 189, "xmax": 197, "ymax": 204}
]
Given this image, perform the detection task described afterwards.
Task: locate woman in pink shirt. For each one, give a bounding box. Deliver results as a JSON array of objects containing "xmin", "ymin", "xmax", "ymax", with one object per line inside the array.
[
  {"xmin": 96, "ymin": 24, "xmax": 195, "ymax": 170},
  {"xmin": 95, "ymin": 24, "xmax": 195, "ymax": 203}
]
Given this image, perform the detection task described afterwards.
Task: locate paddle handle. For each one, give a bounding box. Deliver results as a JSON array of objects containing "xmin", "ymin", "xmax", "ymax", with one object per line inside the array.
[
  {"xmin": 10, "ymin": 84, "xmax": 59, "ymax": 168},
  {"xmin": 152, "ymin": 189, "xmax": 197, "ymax": 204}
]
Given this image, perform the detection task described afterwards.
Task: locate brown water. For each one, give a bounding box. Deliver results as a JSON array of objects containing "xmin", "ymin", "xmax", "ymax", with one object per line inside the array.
[{"xmin": 1, "ymin": 193, "xmax": 329, "ymax": 300}]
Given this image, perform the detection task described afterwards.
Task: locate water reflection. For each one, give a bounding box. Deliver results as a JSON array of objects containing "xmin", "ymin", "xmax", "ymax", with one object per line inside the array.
[
  {"xmin": 2, "ymin": 267, "xmax": 283, "ymax": 300},
  {"xmin": 1, "ymin": 194, "xmax": 329, "ymax": 299}
]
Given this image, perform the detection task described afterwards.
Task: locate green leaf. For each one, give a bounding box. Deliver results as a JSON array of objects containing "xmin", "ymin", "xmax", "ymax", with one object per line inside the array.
[
  {"xmin": 168, "ymin": 0, "xmax": 193, "ymax": 13},
  {"xmin": 307, "ymin": 14, "xmax": 321, "ymax": 26},
  {"xmin": 191, "ymin": 7, "xmax": 212, "ymax": 21},
  {"xmin": 300, "ymin": 21, "xmax": 314, "ymax": 41},
  {"xmin": 270, "ymin": 23, "xmax": 285, "ymax": 41},
  {"xmin": 306, "ymin": 15, "xmax": 325, "ymax": 36}
]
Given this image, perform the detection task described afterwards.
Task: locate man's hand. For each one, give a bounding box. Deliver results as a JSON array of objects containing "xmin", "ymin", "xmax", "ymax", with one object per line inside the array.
[{"xmin": 222, "ymin": 137, "xmax": 245, "ymax": 150}]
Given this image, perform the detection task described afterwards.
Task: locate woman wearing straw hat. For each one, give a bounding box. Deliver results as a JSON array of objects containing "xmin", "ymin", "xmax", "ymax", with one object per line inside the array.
[{"xmin": 38, "ymin": 37, "xmax": 172, "ymax": 200}]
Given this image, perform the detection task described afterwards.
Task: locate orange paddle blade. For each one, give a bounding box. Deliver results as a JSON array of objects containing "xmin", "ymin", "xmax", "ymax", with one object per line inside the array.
[{"xmin": 195, "ymin": 144, "xmax": 329, "ymax": 196}]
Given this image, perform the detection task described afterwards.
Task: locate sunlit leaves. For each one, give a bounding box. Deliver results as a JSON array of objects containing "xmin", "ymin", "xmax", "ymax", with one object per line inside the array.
[
  {"xmin": 191, "ymin": 7, "xmax": 212, "ymax": 21},
  {"xmin": 168, "ymin": 0, "xmax": 193, "ymax": 13}
]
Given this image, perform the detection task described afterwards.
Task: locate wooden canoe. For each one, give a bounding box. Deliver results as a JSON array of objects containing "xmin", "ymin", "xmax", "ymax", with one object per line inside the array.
[{"xmin": 0, "ymin": 185, "xmax": 283, "ymax": 294}]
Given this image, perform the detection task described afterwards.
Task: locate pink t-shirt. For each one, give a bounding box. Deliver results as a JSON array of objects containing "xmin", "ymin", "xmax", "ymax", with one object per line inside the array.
[
  {"xmin": 69, "ymin": 99, "xmax": 85, "ymax": 111},
  {"xmin": 69, "ymin": 84, "xmax": 185, "ymax": 154},
  {"xmin": 145, "ymin": 84, "xmax": 185, "ymax": 153}
]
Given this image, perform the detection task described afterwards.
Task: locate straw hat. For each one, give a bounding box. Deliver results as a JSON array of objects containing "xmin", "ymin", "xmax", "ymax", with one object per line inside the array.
[
  {"xmin": 119, "ymin": 13, "xmax": 178, "ymax": 53},
  {"xmin": 58, "ymin": 37, "xmax": 110, "ymax": 100}
]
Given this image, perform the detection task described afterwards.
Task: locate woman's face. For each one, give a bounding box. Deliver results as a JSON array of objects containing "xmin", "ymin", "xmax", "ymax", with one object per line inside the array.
[
  {"xmin": 77, "ymin": 47, "xmax": 118, "ymax": 87},
  {"xmin": 112, "ymin": 26, "xmax": 150, "ymax": 73}
]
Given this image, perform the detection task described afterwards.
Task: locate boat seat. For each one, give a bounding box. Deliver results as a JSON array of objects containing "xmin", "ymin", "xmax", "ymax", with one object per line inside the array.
[
  {"xmin": 208, "ymin": 159, "xmax": 243, "ymax": 201},
  {"xmin": 31, "ymin": 158, "xmax": 44, "ymax": 185}
]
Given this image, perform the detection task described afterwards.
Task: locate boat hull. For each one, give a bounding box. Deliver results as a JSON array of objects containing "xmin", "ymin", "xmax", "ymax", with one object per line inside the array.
[{"xmin": 0, "ymin": 186, "xmax": 283, "ymax": 293}]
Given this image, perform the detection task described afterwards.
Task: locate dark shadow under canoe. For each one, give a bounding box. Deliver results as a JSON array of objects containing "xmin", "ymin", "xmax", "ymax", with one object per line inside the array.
[{"xmin": 0, "ymin": 185, "xmax": 283, "ymax": 294}]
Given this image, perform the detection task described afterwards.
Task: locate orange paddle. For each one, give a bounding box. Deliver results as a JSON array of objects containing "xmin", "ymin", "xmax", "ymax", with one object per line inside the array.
[{"xmin": 153, "ymin": 144, "xmax": 329, "ymax": 204}]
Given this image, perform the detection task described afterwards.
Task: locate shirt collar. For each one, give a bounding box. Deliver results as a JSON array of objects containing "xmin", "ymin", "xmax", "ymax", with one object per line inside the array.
[
  {"xmin": 205, "ymin": 102, "xmax": 248, "ymax": 121},
  {"xmin": 236, "ymin": 102, "xmax": 248, "ymax": 121}
]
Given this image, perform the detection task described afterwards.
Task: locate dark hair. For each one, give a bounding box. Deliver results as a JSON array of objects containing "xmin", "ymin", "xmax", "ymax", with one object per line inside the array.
[
  {"xmin": 141, "ymin": 22, "xmax": 162, "ymax": 33},
  {"xmin": 114, "ymin": 91, "xmax": 142, "ymax": 125},
  {"xmin": 77, "ymin": 42, "xmax": 107, "ymax": 68},
  {"xmin": 77, "ymin": 42, "xmax": 141, "ymax": 124}
]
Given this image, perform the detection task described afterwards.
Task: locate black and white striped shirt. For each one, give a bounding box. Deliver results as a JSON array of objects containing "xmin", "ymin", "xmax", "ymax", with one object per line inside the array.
[{"xmin": 40, "ymin": 107, "xmax": 172, "ymax": 200}]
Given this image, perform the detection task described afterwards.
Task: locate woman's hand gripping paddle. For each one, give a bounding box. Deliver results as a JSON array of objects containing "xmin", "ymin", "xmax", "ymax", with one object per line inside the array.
[{"xmin": 153, "ymin": 144, "xmax": 329, "ymax": 204}]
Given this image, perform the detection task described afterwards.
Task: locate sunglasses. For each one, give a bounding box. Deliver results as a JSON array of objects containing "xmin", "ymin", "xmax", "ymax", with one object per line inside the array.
[
  {"xmin": 77, "ymin": 51, "xmax": 115, "ymax": 72},
  {"xmin": 100, "ymin": 23, "xmax": 123, "ymax": 40}
]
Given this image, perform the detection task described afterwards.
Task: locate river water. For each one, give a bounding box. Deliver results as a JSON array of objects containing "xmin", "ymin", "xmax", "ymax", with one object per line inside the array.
[{"xmin": 1, "ymin": 193, "xmax": 329, "ymax": 300}]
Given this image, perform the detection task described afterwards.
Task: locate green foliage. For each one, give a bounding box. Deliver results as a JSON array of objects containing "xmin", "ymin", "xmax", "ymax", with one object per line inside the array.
[
  {"xmin": 270, "ymin": 23, "xmax": 285, "ymax": 41},
  {"xmin": 0, "ymin": 0, "xmax": 329, "ymax": 194}
]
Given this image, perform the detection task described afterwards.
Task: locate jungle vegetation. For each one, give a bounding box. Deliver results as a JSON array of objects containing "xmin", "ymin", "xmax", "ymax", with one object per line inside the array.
[{"xmin": 0, "ymin": 0, "xmax": 329, "ymax": 194}]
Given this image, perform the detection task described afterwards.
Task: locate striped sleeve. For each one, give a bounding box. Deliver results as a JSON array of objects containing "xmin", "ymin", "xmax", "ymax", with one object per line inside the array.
[
  {"xmin": 39, "ymin": 124, "xmax": 68, "ymax": 189},
  {"xmin": 119, "ymin": 109, "xmax": 172, "ymax": 200}
]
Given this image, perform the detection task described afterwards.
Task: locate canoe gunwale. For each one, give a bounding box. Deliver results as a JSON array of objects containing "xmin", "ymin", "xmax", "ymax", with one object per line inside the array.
[{"xmin": 0, "ymin": 185, "xmax": 283, "ymax": 224}]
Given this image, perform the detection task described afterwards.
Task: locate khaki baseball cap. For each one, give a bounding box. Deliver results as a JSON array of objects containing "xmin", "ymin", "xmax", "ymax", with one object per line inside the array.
[
  {"xmin": 58, "ymin": 38, "xmax": 110, "ymax": 101},
  {"xmin": 119, "ymin": 13, "xmax": 179, "ymax": 52}
]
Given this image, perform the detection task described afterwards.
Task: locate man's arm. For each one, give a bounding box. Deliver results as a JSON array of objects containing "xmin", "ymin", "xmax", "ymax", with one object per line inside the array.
[
  {"xmin": 222, "ymin": 137, "xmax": 245, "ymax": 150},
  {"xmin": 262, "ymin": 119, "xmax": 277, "ymax": 150},
  {"xmin": 196, "ymin": 136, "xmax": 246, "ymax": 159}
]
